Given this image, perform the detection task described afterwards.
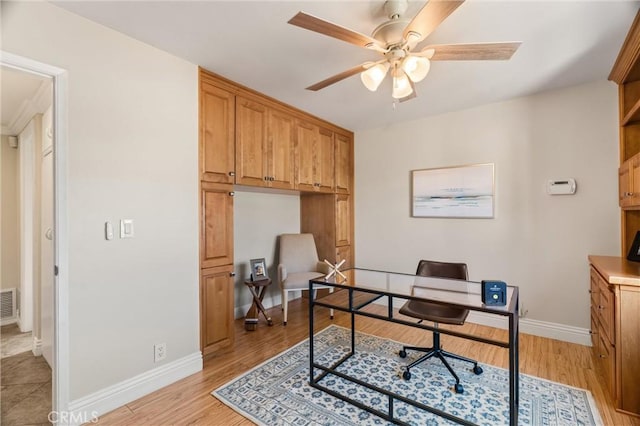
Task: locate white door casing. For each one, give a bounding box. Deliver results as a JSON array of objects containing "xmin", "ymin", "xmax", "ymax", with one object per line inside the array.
[{"xmin": 41, "ymin": 106, "xmax": 54, "ymax": 367}]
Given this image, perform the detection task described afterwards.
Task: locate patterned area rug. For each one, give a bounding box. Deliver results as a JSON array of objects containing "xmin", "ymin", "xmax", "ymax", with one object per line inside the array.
[{"xmin": 212, "ymin": 326, "xmax": 603, "ymax": 425}]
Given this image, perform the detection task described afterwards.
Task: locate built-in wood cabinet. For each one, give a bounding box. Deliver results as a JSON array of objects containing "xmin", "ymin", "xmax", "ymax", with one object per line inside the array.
[
  {"xmin": 301, "ymin": 193, "xmax": 354, "ymax": 268},
  {"xmin": 199, "ymin": 82, "xmax": 235, "ymax": 184},
  {"xmin": 199, "ymin": 67, "xmax": 354, "ymax": 355},
  {"xmin": 611, "ymin": 10, "xmax": 640, "ymax": 255},
  {"xmin": 295, "ymin": 120, "xmax": 335, "ymax": 193},
  {"xmin": 200, "ymin": 265, "xmax": 235, "ymax": 356},
  {"xmin": 235, "ymin": 96, "xmax": 295, "ymax": 189},
  {"xmin": 589, "ymin": 256, "xmax": 640, "ymax": 417}
]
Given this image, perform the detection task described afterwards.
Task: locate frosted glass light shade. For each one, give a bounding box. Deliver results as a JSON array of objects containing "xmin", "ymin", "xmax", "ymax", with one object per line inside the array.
[
  {"xmin": 392, "ymin": 72, "xmax": 413, "ymax": 99},
  {"xmin": 402, "ymin": 56, "xmax": 430, "ymax": 83},
  {"xmin": 360, "ymin": 63, "xmax": 390, "ymax": 91}
]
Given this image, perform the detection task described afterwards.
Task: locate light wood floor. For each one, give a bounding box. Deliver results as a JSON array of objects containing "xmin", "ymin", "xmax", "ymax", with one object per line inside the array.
[{"xmin": 97, "ymin": 299, "xmax": 640, "ymax": 425}]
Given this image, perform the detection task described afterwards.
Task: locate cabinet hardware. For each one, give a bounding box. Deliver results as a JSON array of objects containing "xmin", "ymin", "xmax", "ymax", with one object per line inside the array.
[
  {"xmin": 270, "ymin": 176, "xmax": 275, "ymax": 181},
  {"xmin": 229, "ymin": 191, "xmax": 235, "ymax": 196},
  {"xmin": 599, "ymin": 354, "xmax": 606, "ymax": 359},
  {"xmin": 228, "ymin": 171, "xmax": 235, "ymax": 177},
  {"xmin": 230, "ymin": 272, "xmax": 236, "ymax": 277},
  {"xmin": 626, "ymin": 192, "xmax": 633, "ymax": 196}
]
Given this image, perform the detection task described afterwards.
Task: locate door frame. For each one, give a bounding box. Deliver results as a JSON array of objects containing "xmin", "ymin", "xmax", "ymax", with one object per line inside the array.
[{"xmin": 2, "ymin": 51, "xmax": 70, "ymax": 414}]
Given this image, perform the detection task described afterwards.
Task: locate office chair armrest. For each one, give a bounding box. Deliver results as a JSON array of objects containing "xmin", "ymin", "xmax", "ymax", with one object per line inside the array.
[{"xmin": 277, "ymin": 264, "xmax": 287, "ymax": 284}]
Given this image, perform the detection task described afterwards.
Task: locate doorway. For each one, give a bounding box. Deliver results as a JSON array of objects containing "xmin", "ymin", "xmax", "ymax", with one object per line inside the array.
[{"xmin": 1, "ymin": 52, "xmax": 69, "ymax": 421}]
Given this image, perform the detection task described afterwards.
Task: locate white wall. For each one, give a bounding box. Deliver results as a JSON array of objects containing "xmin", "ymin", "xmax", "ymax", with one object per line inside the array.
[
  {"xmin": 355, "ymin": 80, "xmax": 619, "ymax": 330},
  {"xmin": 1, "ymin": 135, "xmax": 20, "ymax": 291},
  {"xmin": 233, "ymin": 190, "xmax": 300, "ymax": 316},
  {"xmin": 2, "ymin": 0, "xmax": 199, "ymax": 401}
]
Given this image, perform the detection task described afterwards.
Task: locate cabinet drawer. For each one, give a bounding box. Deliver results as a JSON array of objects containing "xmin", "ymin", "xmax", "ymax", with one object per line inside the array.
[
  {"xmin": 589, "ymin": 268, "xmax": 599, "ymax": 307},
  {"xmin": 598, "ymin": 278, "xmax": 615, "ymax": 345},
  {"xmin": 598, "ymin": 332, "xmax": 616, "ymax": 398},
  {"xmin": 590, "ymin": 311, "xmax": 599, "ymax": 348}
]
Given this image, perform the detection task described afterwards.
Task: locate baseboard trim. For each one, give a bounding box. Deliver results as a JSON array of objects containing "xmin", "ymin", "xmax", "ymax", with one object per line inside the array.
[
  {"xmin": 32, "ymin": 336, "xmax": 42, "ymax": 356},
  {"xmin": 0, "ymin": 317, "xmax": 17, "ymax": 326},
  {"xmin": 466, "ymin": 311, "xmax": 592, "ymax": 346},
  {"xmin": 67, "ymin": 351, "xmax": 202, "ymax": 425}
]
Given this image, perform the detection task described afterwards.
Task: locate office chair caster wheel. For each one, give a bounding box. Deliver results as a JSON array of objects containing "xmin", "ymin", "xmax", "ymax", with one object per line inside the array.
[
  {"xmin": 398, "ymin": 349, "xmax": 407, "ymax": 358},
  {"xmin": 473, "ymin": 365, "xmax": 483, "ymax": 375},
  {"xmin": 454, "ymin": 384, "xmax": 464, "ymax": 394},
  {"xmin": 402, "ymin": 370, "xmax": 412, "ymax": 380}
]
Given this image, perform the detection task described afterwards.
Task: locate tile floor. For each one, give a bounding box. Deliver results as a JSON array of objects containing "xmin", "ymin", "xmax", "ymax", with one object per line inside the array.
[{"xmin": 1, "ymin": 325, "xmax": 52, "ymax": 425}]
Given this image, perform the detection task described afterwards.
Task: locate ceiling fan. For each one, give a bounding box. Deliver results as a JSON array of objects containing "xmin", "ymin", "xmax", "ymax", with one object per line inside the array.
[{"xmin": 288, "ymin": 0, "xmax": 521, "ymax": 102}]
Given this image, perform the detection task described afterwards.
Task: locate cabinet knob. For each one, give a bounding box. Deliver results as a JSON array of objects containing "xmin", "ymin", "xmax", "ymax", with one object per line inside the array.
[
  {"xmin": 270, "ymin": 176, "xmax": 275, "ymax": 181},
  {"xmin": 230, "ymin": 272, "xmax": 236, "ymax": 277},
  {"xmin": 228, "ymin": 171, "xmax": 235, "ymax": 177},
  {"xmin": 599, "ymin": 354, "xmax": 606, "ymax": 359},
  {"xmin": 598, "ymin": 305, "xmax": 604, "ymax": 310},
  {"xmin": 626, "ymin": 192, "xmax": 633, "ymax": 196},
  {"xmin": 229, "ymin": 191, "xmax": 235, "ymax": 196}
]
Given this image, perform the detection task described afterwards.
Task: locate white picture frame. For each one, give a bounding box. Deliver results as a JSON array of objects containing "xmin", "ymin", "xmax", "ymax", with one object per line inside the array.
[{"xmin": 411, "ymin": 163, "xmax": 495, "ymax": 218}]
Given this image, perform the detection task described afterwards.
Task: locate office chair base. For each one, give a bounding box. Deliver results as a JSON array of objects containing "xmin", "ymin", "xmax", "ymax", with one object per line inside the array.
[{"xmin": 398, "ymin": 346, "xmax": 482, "ymax": 394}]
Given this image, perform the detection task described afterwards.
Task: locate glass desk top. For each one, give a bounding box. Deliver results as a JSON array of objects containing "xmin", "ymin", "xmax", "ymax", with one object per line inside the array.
[{"xmin": 310, "ymin": 267, "xmax": 518, "ymax": 315}]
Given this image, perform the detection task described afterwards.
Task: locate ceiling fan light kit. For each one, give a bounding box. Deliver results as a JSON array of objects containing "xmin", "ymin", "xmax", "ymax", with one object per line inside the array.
[{"xmin": 288, "ymin": 0, "xmax": 520, "ymax": 102}]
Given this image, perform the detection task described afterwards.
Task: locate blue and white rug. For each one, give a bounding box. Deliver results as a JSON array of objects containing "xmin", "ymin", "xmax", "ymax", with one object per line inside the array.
[{"xmin": 212, "ymin": 325, "xmax": 603, "ymax": 425}]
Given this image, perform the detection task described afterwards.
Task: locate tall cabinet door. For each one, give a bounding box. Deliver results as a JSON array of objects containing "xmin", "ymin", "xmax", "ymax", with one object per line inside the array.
[
  {"xmin": 267, "ymin": 108, "xmax": 295, "ymax": 190},
  {"xmin": 200, "ymin": 182, "xmax": 234, "ymax": 268},
  {"xmin": 200, "ymin": 82, "xmax": 235, "ymax": 184},
  {"xmin": 316, "ymin": 127, "xmax": 335, "ymax": 193},
  {"xmin": 200, "ymin": 265, "xmax": 234, "ymax": 355},
  {"xmin": 295, "ymin": 120, "xmax": 317, "ymax": 192},
  {"xmin": 235, "ymin": 97, "xmax": 268, "ymax": 186},
  {"xmin": 335, "ymin": 194, "xmax": 351, "ymax": 247},
  {"xmin": 335, "ymin": 132, "xmax": 352, "ymax": 194}
]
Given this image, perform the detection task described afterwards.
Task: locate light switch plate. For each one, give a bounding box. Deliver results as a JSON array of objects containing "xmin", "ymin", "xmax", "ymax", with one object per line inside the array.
[{"xmin": 120, "ymin": 219, "xmax": 134, "ymax": 239}]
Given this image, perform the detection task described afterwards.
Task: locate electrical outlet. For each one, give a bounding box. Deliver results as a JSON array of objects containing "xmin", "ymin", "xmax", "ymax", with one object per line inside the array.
[{"xmin": 154, "ymin": 343, "xmax": 166, "ymax": 362}]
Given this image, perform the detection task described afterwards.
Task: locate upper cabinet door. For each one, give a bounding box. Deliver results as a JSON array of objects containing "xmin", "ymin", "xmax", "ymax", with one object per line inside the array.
[
  {"xmin": 267, "ymin": 108, "xmax": 295, "ymax": 190},
  {"xmin": 235, "ymin": 96, "xmax": 268, "ymax": 187},
  {"xmin": 200, "ymin": 83, "xmax": 235, "ymax": 184},
  {"xmin": 295, "ymin": 120, "xmax": 317, "ymax": 192},
  {"xmin": 316, "ymin": 127, "xmax": 335, "ymax": 193},
  {"xmin": 335, "ymin": 132, "xmax": 352, "ymax": 194}
]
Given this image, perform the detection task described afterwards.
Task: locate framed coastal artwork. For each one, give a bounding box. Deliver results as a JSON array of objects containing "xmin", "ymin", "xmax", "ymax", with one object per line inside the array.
[{"xmin": 411, "ymin": 163, "xmax": 495, "ymax": 218}]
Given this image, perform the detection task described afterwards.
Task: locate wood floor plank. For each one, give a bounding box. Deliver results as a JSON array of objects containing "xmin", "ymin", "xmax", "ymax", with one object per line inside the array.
[{"xmin": 96, "ymin": 299, "xmax": 640, "ymax": 425}]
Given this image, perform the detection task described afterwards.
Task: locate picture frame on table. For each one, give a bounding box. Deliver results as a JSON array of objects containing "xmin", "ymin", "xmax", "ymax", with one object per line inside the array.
[{"xmin": 250, "ymin": 258, "xmax": 268, "ymax": 281}]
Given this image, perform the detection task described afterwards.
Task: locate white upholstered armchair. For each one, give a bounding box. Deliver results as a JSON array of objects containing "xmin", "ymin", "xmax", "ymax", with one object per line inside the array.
[{"xmin": 277, "ymin": 233, "xmax": 333, "ymax": 325}]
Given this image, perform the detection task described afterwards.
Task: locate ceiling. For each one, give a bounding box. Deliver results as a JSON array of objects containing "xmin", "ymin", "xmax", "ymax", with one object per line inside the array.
[
  {"xmin": 1, "ymin": 66, "xmax": 51, "ymax": 135},
  {"xmin": 50, "ymin": 1, "xmax": 640, "ymax": 131}
]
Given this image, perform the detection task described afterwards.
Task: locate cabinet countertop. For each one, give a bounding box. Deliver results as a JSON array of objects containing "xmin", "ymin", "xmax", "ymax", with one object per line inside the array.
[{"xmin": 589, "ymin": 255, "xmax": 640, "ymax": 286}]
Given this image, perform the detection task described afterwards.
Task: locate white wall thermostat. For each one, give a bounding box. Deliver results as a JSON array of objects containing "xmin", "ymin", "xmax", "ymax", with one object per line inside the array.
[{"xmin": 547, "ymin": 178, "xmax": 577, "ymax": 195}]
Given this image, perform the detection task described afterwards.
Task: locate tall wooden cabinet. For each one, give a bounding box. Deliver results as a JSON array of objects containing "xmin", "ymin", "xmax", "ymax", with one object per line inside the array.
[
  {"xmin": 199, "ymin": 75, "xmax": 237, "ymax": 356},
  {"xmin": 592, "ymin": 10, "xmax": 640, "ymax": 418},
  {"xmin": 611, "ymin": 11, "xmax": 640, "ymax": 255},
  {"xmin": 199, "ymin": 68, "xmax": 355, "ymax": 355}
]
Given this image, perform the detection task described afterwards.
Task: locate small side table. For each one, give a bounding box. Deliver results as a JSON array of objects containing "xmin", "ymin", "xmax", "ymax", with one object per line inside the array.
[{"xmin": 243, "ymin": 278, "xmax": 273, "ymax": 331}]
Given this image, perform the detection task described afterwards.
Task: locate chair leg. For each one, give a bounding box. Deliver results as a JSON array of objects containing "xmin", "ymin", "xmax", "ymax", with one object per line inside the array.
[
  {"xmin": 282, "ymin": 290, "xmax": 288, "ymax": 326},
  {"xmin": 329, "ymin": 287, "xmax": 334, "ymax": 319}
]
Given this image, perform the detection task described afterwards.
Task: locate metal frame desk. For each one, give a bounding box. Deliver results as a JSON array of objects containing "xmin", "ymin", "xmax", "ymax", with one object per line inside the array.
[{"xmin": 308, "ymin": 268, "xmax": 519, "ymax": 426}]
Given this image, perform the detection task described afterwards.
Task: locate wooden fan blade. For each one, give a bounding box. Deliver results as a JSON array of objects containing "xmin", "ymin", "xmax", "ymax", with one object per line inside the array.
[
  {"xmin": 403, "ymin": 0, "xmax": 465, "ymax": 44},
  {"xmin": 289, "ymin": 11, "xmax": 385, "ymax": 51},
  {"xmin": 306, "ymin": 63, "xmax": 370, "ymax": 91},
  {"xmin": 423, "ymin": 42, "xmax": 522, "ymax": 60}
]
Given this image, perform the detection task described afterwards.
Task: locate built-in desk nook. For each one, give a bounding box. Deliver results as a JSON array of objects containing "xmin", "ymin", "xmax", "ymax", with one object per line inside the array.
[{"xmin": 588, "ymin": 255, "xmax": 640, "ymax": 417}]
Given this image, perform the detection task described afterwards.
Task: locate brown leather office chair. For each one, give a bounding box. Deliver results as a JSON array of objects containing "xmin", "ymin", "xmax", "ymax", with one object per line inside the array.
[{"xmin": 398, "ymin": 260, "xmax": 483, "ymax": 394}]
